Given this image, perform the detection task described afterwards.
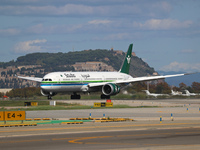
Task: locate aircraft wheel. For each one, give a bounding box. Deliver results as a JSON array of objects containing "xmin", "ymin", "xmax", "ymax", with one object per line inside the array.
[
  {"xmin": 71, "ymin": 94, "xmax": 81, "ymax": 99},
  {"xmin": 101, "ymin": 94, "xmax": 110, "ymax": 99}
]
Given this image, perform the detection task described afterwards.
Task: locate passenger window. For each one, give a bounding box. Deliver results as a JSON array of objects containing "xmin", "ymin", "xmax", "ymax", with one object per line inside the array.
[
  {"xmin": 45, "ymin": 79, "xmax": 48, "ymax": 81},
  {"xmin": 49, "ymin": 79, "xmax": 52, "ymax": 81}
]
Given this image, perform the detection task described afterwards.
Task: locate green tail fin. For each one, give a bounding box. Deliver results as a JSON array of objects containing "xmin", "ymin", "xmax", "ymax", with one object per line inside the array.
[{"xmin": 119, "ymin": 44, "xmax": 133, "ymax": 74}]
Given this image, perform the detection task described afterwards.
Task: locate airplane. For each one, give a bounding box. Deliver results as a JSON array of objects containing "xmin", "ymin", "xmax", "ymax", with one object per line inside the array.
[
  {"xmin": 171, "ymin": 90, "xmax": 183, "ymax": 96},
  {"xmin": 171, "ymin": 89, "xmax": 198, "ymax": 96},
  {"xmin": 184, "ymin": 90, "xmax": 199, "ymax": 96},
  {"xmin": 143, "ymin": 90, "xmax": 169, "ymax": 97},
  {"xmin": 17, "ymin": 43, "xmax": 194, "ymax": 100}
]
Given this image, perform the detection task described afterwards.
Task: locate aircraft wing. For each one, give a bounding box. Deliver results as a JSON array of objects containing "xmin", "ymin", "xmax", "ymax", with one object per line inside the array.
[
  {"xmin": 116, "ymin": 73, "xmax": 186, "ymax": 84},
  {"xmin": 17, "ymin": 75, "xmax": 43, "ymax": 82},
  {"xmin": 88, "ymin": 82, "xmax": 110, "ymax": 87},
  {"xmin": 88, "ymin": 73, "xmax": 192, "ymax": 87}
]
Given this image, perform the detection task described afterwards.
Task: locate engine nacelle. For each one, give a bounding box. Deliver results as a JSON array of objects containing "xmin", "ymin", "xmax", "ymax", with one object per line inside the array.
[
  {"xmin": 102, "ymin": 83, "xmax": 120, "ymax": 96},
  {"xmin": 40, "ymin": 89, "xmax": 57, "ymax": 97}
]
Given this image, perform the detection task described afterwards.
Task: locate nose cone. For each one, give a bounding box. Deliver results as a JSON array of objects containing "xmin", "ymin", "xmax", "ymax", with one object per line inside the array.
[
  {"xmin": 41, "ymin": 72, "xmax": 57, "ymax": 91},
  {"xmin": 40, "ymin": 83, "xmax": 50, "ymax": 91},
  {"xmin": 40, "ymin": 78, "xmax": 52, "ymax": 91}
]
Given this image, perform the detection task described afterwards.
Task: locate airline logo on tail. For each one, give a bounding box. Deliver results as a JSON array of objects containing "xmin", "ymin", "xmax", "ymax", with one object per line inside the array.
[{"xmin": 127, "ymin": 55, "xmax": 131, "ymax": 64}]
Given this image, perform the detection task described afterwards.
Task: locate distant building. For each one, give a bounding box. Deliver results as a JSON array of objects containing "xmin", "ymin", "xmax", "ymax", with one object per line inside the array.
[
  {"xmin": 114, "ymin": 50, "xmax": 123, "ymax": 55},
  {"xmin": 0, "ymin": 88, "xmax": 12, "ymax": 94},
  {"xmin": 17, "ymin": 65, "xmax": 41, "ymax": 70},
  {"xmin": 153, "ymin": 72, "xmax": 159, "ymax": 76},
  {"xmin": 73, "ymin": 61, "xmax": 115, "ymax": 72},
  {"xmin": 111, "ymin": 48, "xmax": 136, "ymax": 56},
  {"xmin": 132, "ymin": 52, "xmax": 136, "ymax": 56}
]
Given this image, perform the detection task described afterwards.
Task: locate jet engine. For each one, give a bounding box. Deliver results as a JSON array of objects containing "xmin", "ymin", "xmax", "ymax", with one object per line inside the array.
[
  {"xmin": 40, "ymin": 89, "xmax": 57, "ymax": 97},
  {"xmin": 102, "ymin": 83, "xmax": 120, "ymax": 96}
]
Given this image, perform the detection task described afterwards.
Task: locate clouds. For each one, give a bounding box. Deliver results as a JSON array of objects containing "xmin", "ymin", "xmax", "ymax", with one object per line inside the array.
[
  {"xmin": 0, "ymin": 0, "xmax": 200, "ymax": 73},
  {"xmin": 0, "ymin": 1, "xmax": 171, "ymax": 18},
  {"xmin": 14, "ymin": 39, "xmax": 47, "ymax": 53},
  {"xmin": 134, "ymin": 19, "xmax": 193, "ymax": 30},
  {"xmin": 0, "ymin": 1, "xmax": 197, "ymax": 38},
  {"xmin": 160, "ymin": 62, "xmax": 200, "ymax": 72},
  {"xmin": 0, "ymin": 4, "xmax": 93, "ymax": 16},
  {"xmin": 88, "ymin": 20, "xmax": 112, "ymax": 25},
  {"xmin": 0, "ymin": 28, "xmax": 20, "ymax": 36},
  {"xmin": 0, "ymin": 18, "xmax": 194, "ymax": 38},
  {"xmin": 180, "ymin": 49, "xmax": 197, "ymax": 54}
]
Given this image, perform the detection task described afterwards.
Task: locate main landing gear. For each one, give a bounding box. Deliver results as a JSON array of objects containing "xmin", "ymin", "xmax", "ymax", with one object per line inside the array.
[
  {"xmin": 101, "ymin": 94, "xmax": 110, "ymax": 99},
  {"xmin": 71, "ymin": 92, "xmax": 81, "ymax": 99}
]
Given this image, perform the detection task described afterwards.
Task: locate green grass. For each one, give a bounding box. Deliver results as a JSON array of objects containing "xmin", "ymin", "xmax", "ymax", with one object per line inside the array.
[
  {"xmin": 0, "ymin": 100, "xmax": 79, "ymax": 107},
  {"xmin": 0, "ymin": 99, "xmax": 159, "ymax": 111},
  {"xmin": 7, "ymin": 93, "xmax": 143, "ymax": 100},
  {"xmin": 0, "ymin": 105, "xmax": 159, "ymax": 111},
  {"xmin": 0, "ymin": 100, "xmax": 48, "ymax": 107},
  {"xmin": 0, "ymin": 100, "xmax": 83, "ymax": 111}
]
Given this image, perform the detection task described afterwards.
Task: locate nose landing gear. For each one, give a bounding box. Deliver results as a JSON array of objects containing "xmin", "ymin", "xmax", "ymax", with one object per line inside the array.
[{"xmin": 48, "ymin": 95, "xmax": 52, "ymax": 100}]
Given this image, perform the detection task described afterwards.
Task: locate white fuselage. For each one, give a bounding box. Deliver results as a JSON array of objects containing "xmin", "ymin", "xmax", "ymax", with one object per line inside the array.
[{"xmin": 40, "ymin": 71, "xmax": 132, "ymax": 93}]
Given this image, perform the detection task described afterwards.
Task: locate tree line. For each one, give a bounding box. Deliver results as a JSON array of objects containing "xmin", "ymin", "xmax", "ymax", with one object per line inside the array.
[
  {"xmin": 127, "ymin": 81, "xmax": 200, "ymax": 94},
  {"xmin": 1, "ymin": 81, "xmax": 200, "ymax": 99},
  {"xmin": 1, "ymin": 87, "xmax": 41, "ymax": 99}
]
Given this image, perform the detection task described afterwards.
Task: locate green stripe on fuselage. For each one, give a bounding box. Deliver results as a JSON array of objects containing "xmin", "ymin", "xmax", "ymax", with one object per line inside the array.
[{"xmin": 41, "ymin": 80, "xmax": 114, "ymax": 84}]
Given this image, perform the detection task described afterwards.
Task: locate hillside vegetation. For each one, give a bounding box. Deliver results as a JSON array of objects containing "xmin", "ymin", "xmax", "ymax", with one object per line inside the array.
[{"xmin": 0, "ymin": 49, "xmax": 155, "ymax": 77}]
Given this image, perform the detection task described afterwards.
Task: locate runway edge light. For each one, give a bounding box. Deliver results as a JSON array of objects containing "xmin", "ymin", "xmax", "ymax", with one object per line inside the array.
[
  {"xmin": 160, "ymin": 116, "xmax": 162, "ymax": 123},
  {"xmin": 171, "ymin": 113, "xmax": 174, "ymax": 121}
]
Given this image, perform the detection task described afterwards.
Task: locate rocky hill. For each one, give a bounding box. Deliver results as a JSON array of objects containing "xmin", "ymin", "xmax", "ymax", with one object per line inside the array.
[{"xmin": 0, "ymin": 49, "xmax": 156, "ymax": 88}]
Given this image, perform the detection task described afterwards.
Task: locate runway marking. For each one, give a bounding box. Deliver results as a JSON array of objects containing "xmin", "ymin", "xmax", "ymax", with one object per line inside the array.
[
  {"xmin": 0, "ymin": 139, "xmax": 47, "ymax": 144},
  {"xmin": 52, "ymin": 137, "xmax": 74, "ymax": 141},
  {"xmin": 117, "ymin": 132, "xmax": 171, "ymax": 138},
  {"xmin": 175, "ymin": 132, "xmax": 198, "ymax": 135},
  {"xmin": 85, "ymin": 142, "xmax": 138, "ymax": 146},
  {"xmin": 1, "ymin": 130, "xmax": 200, "ymax": 147},
  {"xmin": 143, "ymin": 144, "xmax": 164, "ymax": 146},
  {"xmin": 0, "ymin": 122, "xmax": 200, "ymax": 134},
  {"xmin": 69, "ymin": 136, "xmax": 112, "ymax": 144},
  {"xmin": 68, "ymin": 131, "xmax": 200, "ymax": 146},
  {"xmin": 69, "ymin": 137, "xmax": 137, "ymax": 146}
]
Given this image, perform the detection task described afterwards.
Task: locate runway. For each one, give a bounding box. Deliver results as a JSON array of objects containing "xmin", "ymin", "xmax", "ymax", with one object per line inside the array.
[{"xmin": 0, "ymin": 124, "xmax": 200, "ymax": 150}]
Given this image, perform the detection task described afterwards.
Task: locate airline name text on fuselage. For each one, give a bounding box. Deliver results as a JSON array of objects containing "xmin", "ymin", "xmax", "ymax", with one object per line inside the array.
[
  {"xmin": 81, "ymin": 74, "xmax": 90, "ymax": 79},
  {"xmin": 64, "ymin": 73, "xmax": 76, "ymax": 78}
]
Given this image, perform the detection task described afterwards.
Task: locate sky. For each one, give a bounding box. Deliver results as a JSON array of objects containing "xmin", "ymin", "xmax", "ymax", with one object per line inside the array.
[{"xmin": 0, "ymin": 0, "xmax": 200, "ymax": 72}]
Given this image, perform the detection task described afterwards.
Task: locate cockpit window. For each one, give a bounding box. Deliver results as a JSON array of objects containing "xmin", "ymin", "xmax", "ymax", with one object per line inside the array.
[{"xmin": 43, "ymin": 78, "xmax": 52, "ymax": 81}]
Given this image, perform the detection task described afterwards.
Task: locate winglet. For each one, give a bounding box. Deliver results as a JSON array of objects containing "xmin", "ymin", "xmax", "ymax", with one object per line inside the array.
[
  {"xmin": 184, "ymin": 72, "xmax": 198, "ymax": 75},
  {"xmin": 119, "ymin": 44, "xmax": 133, "ymax": 74}
]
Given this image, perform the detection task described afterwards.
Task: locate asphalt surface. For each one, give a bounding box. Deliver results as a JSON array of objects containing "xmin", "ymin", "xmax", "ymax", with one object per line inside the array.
[
  {"xmin": 1, "ymin": 99, "xmax": 200, "ymax": 150},
  {"xmin": 26, "ymin": 106, "xmax": 200, "ymax": 121},
  {"xmin": 0, "ymin": 123, "xmax": 200, "ymax": 150}
]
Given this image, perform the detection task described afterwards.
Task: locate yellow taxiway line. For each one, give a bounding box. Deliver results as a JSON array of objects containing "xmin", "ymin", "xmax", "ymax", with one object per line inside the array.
[{"xmin": 0, "ymin": 122, "xmax": 200, "ymax": 134}]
